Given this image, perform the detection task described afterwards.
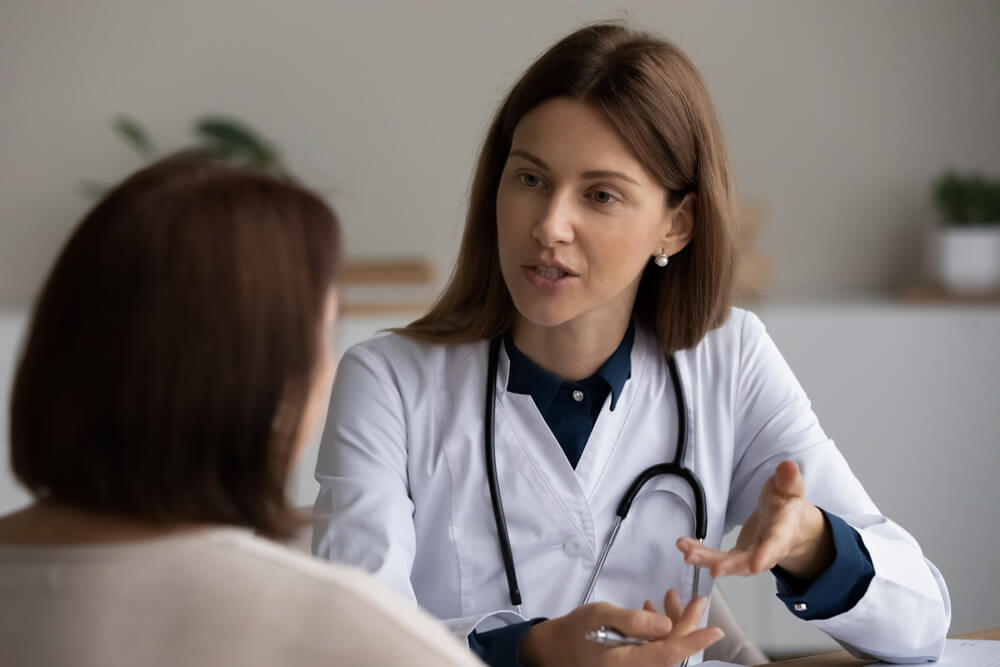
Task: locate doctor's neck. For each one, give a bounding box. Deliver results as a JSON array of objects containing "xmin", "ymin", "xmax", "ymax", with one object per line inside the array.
[{"xmin": 511, "ymin": 312, "xmax": 631, "ymax": 382}]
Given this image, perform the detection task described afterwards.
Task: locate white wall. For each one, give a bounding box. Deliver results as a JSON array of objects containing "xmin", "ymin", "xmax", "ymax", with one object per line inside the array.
[{"xmin": 2, "ymin": 0, "xmax": 1000, "ymax": 306}]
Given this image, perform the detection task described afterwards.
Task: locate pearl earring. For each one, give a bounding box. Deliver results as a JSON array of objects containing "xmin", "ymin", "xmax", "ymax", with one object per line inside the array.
[{"xmin": 655, "ymin": 253, "xmax": 669, "ymax": 267}]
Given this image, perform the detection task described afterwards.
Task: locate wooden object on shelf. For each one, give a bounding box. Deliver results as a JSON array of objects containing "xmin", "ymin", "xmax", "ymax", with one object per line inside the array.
[
  {"xmin": 733, "ymin": 198, "xmax": 773, "ymax": 302},
  {"xmin": 900, "ymin": 284, "xmax": 1000, "ymax": 305},
  {"xmin": 340, "ymin": 258, "xmax": 433, "ymax": 285},
  {"xmin": 338, "ymin": 257, "xmax": 435, "ymax": 316},
  {"xmin": 339, "ymin": 301, "xmax": 434, "ymax": 316}
]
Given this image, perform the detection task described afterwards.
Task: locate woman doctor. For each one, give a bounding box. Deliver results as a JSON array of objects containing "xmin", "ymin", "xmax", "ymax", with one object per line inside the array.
[{"xmin": 313, "ymin": 23, "xmax": 950, "ymax": 667}]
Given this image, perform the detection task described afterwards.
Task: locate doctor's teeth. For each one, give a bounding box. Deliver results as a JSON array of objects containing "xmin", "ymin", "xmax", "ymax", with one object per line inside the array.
[{"xmin": 535, "ymin": 266, "xmax": 566, "ymax": 280}]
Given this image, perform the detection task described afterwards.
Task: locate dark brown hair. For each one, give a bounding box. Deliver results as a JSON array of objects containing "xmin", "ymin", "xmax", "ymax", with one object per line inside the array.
[
  {"xmin": 9, "ymin": 152, "xmax": 340, "ymax": 539},
  {"xmin": 403, "ymin": 22, "xmax": 737, "ymax": 352}
]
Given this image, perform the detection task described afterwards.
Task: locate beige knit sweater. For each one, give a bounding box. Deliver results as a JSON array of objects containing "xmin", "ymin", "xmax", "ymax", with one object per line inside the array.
[{"xmin": 0, "ymin": 527, "xmax": 483, "ymax": 667}]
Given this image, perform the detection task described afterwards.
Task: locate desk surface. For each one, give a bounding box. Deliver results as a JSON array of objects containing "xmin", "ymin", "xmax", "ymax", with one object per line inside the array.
[{"xmin": 758, "ymin": 627, "xmax": 1000, "ymax": 666}]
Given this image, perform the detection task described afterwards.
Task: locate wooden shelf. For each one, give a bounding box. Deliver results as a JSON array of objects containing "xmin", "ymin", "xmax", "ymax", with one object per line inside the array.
[
  {"xmin": 340, "ymin": 301, "xmax": 431, "ymax": 316},
  {"xmin": 340, "ymin": 258, "xmax": 433, "ymax": 285},
  {"xmin": 899, "ymin": 284, "xmax": 1000, "ymax": 304},
  {"xmin": 337, "ymin": 257, "xmax": 435, "ymax": 316}
]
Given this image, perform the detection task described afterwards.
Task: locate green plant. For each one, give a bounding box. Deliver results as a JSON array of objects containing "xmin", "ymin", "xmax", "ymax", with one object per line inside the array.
[
  {"xmin": 83, "ymin": 114, "xmax": 295, "ymax": 196},
  {"xmin": 932, "ymin": 170, "xmax": 1000, "ymax": 225}
]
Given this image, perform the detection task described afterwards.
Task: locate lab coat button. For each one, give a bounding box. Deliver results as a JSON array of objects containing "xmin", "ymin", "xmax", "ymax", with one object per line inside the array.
[{"xmin": 563, "ymin": 538, "xmax": 584, "ymax": 556}]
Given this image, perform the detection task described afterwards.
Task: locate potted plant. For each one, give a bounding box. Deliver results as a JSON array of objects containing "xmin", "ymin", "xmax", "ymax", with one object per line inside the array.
[
  {"xmin": 932, "ymin": 170, "xmax": 1000, "ymax": 292},
  {"xmin": 83, "ymin": 114, "xmax": 295, "ymax": 196}
]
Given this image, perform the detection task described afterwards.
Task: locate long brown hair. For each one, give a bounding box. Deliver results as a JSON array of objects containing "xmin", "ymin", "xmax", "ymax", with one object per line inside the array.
[
  {"xmin": 402, "ymin": 22, "xmax": 737, "ymax": 352},
  {"xmin": 10, "ymin": 152, "xmax": 340, "ymax": 539}
]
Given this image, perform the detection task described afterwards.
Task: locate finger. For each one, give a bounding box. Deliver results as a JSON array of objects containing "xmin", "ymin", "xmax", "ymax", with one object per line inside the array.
[
  {"xmin": 644, "ymin": 626, "xmax": 725, "ymax": 665},
  {"xmin": 673, "ymin": 595, "xmax": 710, "ymax": 635},
  {"xmin": 626, "ymin": 625, "xmax": 725, "ymax": 666},
  {"xmin": 595, "ymin": 604, "xmax": 672, "ymax": 640},
  {"xmin": 775, "ymin": 460, "xmax": 804, "ymax": 497},
  {"xmin": 679, "ymin": 539, "xmax": 760, "ymax": 577},
  {"xmin": 750, "ymin": 535, "xmax": 789, "ymax": 573},
  {"xmin": 642, "ymin": 599, "xmax": 657, "ymax": 613},
  {"xmin": 677, "ymin": 538, "xmax": 729, "ymax": 568},
  {"xmin": 663, "ymin": 589, "xmax": 682, "ymax": 625},
  {"xmin": 711, "ymin": 550, "xmax": 756, "ymax": 578}
]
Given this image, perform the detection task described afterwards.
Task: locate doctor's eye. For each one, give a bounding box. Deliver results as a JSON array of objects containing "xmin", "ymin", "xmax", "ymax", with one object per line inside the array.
[
  {"xmin": 518, "ymin": 173, "xmax": 542, "ymax": 188},
  {"xmin": 589, "ymin": 189, "xmax": 620, "ymax": 205}
]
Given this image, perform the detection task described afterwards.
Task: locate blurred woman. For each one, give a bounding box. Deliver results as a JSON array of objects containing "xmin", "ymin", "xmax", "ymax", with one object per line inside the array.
[{"xmin": 0, "ymin": 153, "xmax": 482, "ymax": 667}]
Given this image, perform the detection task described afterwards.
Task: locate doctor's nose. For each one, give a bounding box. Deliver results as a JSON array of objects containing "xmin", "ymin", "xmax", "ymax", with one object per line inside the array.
[{"xmin": 531, "ymin": 192, "xmax": 576, "ymax": 247}]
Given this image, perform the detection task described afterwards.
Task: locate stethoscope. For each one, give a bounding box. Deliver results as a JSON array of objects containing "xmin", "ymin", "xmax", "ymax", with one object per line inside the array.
[{"xmin": 484, "ymin": 335, "xmax": 708, "ymax": 630}]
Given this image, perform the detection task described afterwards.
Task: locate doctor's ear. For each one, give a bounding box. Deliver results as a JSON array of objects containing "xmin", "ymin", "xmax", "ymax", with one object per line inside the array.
[{"xmin": 658, "ymin": 192, "xmax": 695, "ymax": 256}]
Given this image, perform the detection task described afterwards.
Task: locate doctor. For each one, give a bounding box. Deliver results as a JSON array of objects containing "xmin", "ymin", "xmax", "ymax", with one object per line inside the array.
[{"xmin": 313, "ymin": 22, "xmax": 950, "ymax": 667}]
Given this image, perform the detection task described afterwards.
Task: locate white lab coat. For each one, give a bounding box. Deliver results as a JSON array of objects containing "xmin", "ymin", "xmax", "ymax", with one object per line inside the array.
[{"xmin": 313, "ymin": 309, "xmax": 950, "ymax": 664}]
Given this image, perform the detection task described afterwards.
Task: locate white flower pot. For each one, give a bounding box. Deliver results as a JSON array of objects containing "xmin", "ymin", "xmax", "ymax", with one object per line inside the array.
[{"xmin": 937, "ymin": 225, "xmax": 1000, "ymax": 291}]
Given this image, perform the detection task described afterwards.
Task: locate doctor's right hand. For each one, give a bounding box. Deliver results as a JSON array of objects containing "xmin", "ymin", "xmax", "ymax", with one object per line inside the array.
[{"xmin": 519, "ymin": 591, "xmax": 723, "ymax": 666}]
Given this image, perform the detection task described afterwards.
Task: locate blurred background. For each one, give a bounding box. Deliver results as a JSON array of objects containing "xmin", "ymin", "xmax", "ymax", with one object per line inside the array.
[{"xmin": 1, "ymin": 0, "xmax": 998, "ymax": 659}]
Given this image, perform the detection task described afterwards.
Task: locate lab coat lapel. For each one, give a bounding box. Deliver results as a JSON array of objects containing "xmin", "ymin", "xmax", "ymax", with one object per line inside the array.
[
  {"xmin": 496, "ymin": 348, "xmax": 597, "ymax": 551},
  {"xmin": 572, "ymin": 327, "xmax": 653, "ymax": 500}
]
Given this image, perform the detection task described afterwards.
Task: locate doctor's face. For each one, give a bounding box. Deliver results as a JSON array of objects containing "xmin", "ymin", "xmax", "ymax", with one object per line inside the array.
[{"xmin": 496, "ymin": 98, "xmax": 686, "ymax": 332}]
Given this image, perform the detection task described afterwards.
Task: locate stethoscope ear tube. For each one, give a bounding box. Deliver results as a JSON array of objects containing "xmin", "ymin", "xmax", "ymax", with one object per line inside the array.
[
  {"xmin": 615, "ymin": 463, "xmax": 708, "ymax": 541},
  {"xmin": 485, "ymin": 337, "xmax": 523, "ymax": 609}
]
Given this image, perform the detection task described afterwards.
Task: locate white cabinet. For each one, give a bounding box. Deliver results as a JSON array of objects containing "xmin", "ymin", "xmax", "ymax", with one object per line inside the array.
[{"xmin": 716, "ymin": 302, "xmax": 1000, "ymax": 655}]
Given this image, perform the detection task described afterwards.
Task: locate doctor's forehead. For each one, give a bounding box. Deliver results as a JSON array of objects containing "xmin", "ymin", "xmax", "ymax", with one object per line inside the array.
[{"xmin": 507, "ymin": 98, "xmax": 654, "ymax": 186}]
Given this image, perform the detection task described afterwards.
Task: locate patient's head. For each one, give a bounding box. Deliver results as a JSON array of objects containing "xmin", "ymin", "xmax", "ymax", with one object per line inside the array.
[{"xmin": 9, "ymin": 152, "xmax": 341, "ymax": 539}]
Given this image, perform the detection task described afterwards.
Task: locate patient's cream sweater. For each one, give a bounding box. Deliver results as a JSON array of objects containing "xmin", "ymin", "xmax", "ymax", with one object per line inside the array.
[{"xmin": 0, "ymin": 527, "xmax": 482, "ymax": 667}]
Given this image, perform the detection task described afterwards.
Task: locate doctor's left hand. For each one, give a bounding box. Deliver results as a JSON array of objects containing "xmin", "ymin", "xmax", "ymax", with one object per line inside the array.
[
  {"xmin": 676, "ymin": 460, "xmax": 835, "ymax": 582},
  {"xmin": 519, "ymin": 592, "xmax": 723, "ymax": 667}
]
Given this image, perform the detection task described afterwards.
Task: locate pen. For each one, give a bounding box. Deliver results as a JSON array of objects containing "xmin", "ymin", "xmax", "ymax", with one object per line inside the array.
[{"xmin": 585, "ymin": 626, "xmax": 649, "ymax": 647}]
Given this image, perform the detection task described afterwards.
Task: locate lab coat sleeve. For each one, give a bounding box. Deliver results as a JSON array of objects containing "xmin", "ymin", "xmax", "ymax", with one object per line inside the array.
[
  {"xmin": 312, "ymin": 343, "xmax": 528, "ymax": 643},
  {"xmin": 725, "ymin": 311, "xmax": 951, "ymax": 663}
]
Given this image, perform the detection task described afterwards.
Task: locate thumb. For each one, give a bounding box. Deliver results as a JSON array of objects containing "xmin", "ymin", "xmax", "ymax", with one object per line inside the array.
[{"xmin": 775, "ymin": 460, "xmax": 804, "ymax": 497}]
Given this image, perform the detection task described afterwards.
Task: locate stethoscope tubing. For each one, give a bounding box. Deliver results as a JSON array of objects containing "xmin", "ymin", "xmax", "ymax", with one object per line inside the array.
[
  {"xmin": 484, "ymin": 335, "xmax": 708, "ymax": 625},
  {"xmin": 485, "ymin": 337, "xmax": 523, "ymax": 612}
]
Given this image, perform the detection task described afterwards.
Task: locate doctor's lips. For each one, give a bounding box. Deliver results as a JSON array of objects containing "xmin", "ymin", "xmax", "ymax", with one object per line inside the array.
[{"xmin": 521, "ymin": 261, "xmax": 578, "ymax": 289}]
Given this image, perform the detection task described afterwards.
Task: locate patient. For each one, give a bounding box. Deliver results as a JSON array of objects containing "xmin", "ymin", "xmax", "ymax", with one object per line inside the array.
[{"xmin": 0, "ymin": 153, "xmax": 481, "ymax": 667}]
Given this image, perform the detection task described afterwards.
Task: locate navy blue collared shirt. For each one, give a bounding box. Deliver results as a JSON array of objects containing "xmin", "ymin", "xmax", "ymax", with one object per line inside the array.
[
  {"xmin": 469, "ymin": 326, "xmax": 875, "ymax": 666},
  {"xmin": 503, "ymin": 322, "xmax": 634, "ymax": 467}
]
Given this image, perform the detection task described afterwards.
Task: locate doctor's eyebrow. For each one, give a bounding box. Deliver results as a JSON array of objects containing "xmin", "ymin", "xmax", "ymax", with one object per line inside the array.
[{"xmin": 508, "ymin": 149, "xmax": 640, "ymax": 186}]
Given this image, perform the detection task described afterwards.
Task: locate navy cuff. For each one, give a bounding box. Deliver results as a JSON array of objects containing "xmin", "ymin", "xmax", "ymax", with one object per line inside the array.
[
  {"xmin": 469, "ymin": 618, "xmax": 546, "ymax": 667},
  {"xmin": 773, "ymin": 509, "xmax": 875, "ymax": 621}
]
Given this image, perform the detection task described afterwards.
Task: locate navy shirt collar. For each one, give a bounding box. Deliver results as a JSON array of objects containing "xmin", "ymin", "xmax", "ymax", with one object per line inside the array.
[{"xmin": 504, "ymin": 321, "xmax": 634, "ymax": 412}]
